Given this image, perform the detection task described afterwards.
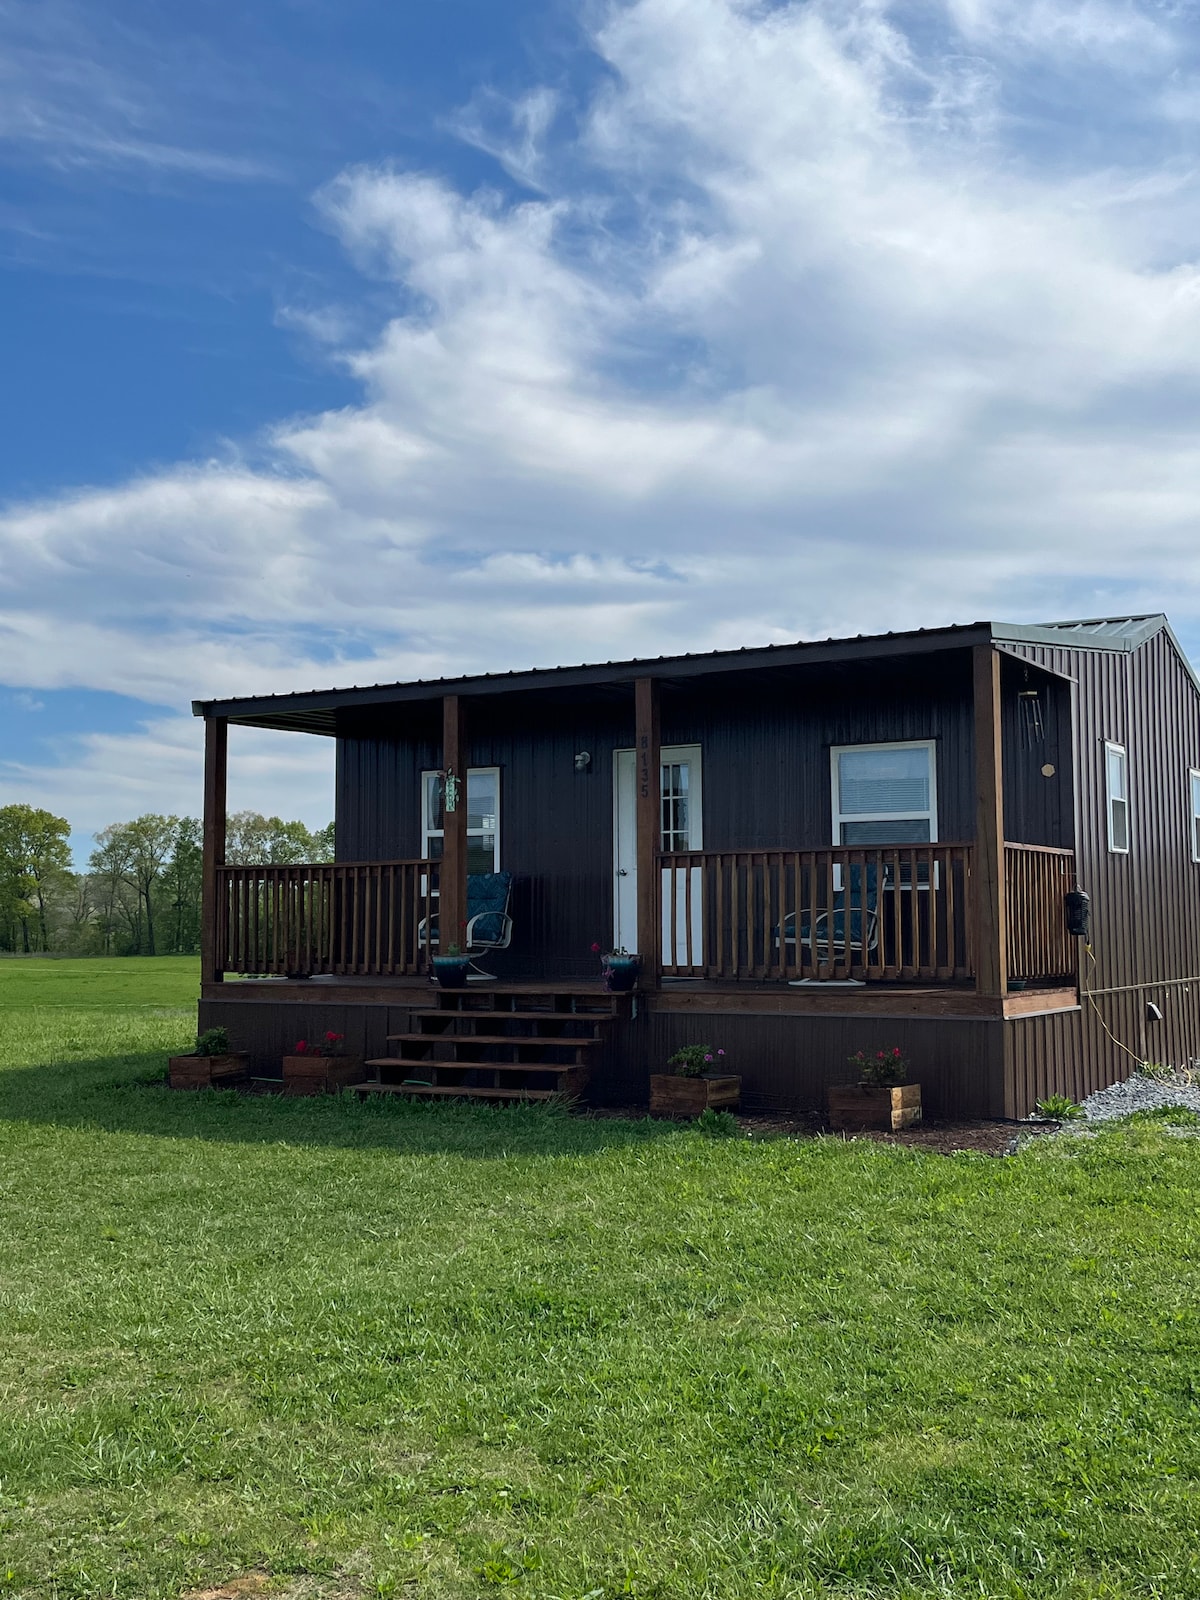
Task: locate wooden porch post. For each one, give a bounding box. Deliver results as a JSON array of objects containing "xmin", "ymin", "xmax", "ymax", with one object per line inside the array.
[
  {"xmin": 635, "ymin": 677, "xmax": 661, "ymax": 988},
  {"xmin": 972, "ymin": 644, "xmax": 1007, "ymax": 997},
  {"xmin": 200, "ymin": 715, "xmax": 228, "ymax": 986},
  {"xmin": 441, "ymin": 694, "xmax": 469, "ymax": 955}
]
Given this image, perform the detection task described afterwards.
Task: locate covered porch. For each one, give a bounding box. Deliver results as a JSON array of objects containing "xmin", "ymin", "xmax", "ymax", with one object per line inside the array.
[{"xmin": 198, "ymin": 645, "xmax": 1078, "ymax": 1006}]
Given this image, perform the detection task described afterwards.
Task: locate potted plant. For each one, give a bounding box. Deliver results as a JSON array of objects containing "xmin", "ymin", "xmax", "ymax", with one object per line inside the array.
[
  {"xmin": 432, "ymin": 942, "xmax": 471, "ymax": 988},
  {"xmin": 168, "ymin": 1027, "xmax": 251, "ymax": 1090},
  {"xmin": 827, "ymin": 1046, "xmax": 921, "ymax": 1132},
  {"xmin": 281, "ymin": 1031, "xmax": 363, "ymax": 1096},
  {"xmin": 650, "ymin": 1044, "xmax": 740, "ymax": 1116},
  {"xmin": 592, "ymin": 941, "xmax": 641, "ymax": 992}
]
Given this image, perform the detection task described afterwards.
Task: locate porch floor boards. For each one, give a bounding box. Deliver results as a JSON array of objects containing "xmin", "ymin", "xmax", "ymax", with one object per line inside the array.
[{"xmin": 207, "ymin": 976, "xmax": 1079, "ymax": 1019}]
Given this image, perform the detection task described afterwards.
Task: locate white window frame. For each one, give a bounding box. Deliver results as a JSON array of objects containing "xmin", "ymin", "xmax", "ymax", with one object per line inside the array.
[
  {"xmin": 1104, "ymin": 741, "xmax": 1129, "ymax": 855},
  {"xmin": 830, "ymin": 740, "xmax": 939, "ymax": 847},
  {"xmin": 421, "ymin": 766, "xmax": 501, "ymax": 873},
  {"xmin": 1189, "ymin": 768, "xmax": 1200, "ymax": 864}
]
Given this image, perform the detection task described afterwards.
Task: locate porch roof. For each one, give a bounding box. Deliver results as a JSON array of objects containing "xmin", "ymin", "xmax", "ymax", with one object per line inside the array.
[{"xmin": 192, "ymin": 613, "xmax": 1171, "ymax": 736}]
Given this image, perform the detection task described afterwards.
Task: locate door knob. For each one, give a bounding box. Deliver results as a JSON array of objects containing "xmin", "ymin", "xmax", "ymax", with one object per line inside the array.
[{"xmin": 616, "ymin": 868, "xmax": 629, "ymax": 877}]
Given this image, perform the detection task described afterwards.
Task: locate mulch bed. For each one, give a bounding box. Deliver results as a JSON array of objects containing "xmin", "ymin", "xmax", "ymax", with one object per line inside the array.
[
  {"xmin": 735, "ymin": 1112, "xmax": 1032, "ymax": 1154},
  {"xmin": 591, "ymin": 1105, "xmax": 1053, "ymax": 1155}
]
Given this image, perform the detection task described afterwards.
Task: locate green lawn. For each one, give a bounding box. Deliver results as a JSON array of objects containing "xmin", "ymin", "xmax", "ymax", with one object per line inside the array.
[{"xmin": 1, "ymin": 959, "xmax": 1199, "ymax": 1599}]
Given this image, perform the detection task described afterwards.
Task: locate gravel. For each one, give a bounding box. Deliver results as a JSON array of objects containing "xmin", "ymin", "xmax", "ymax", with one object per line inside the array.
[
  {"xmin": 1077, "ymin": 1069, "xmax": 1200, "ymax": 1123},
  {"xmin": 1014, "ymin": 1067, "xmax": 1200, "ymax": 1146}
]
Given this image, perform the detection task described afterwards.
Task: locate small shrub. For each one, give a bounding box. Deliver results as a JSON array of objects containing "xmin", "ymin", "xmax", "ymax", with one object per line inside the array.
[
  {"xmin": 694, "ymin": 1108, "xmax": 741, "ymax": 1139},
  {"xmin": 292, "ymin": 1031, "xmax": 346, "ymax": 1057},
  {"xmin": 848, "ymin": 1046, "xmax": 910, "ymax": 1087},
  {"xmin": 1126, "ymin": 1104, "xmax": 1200, "ymax": 1127},
  {"xmin": 1035, "ymin": 1093, "xmax": 1085, "ymax": 1121},
  {"xmin": 194, "ymin": 1027, "xmax": 229, "ymax": 1057},
  {"xmin": 667, "ymin": 1044, "xmax": 728, "ymax": 1078}
]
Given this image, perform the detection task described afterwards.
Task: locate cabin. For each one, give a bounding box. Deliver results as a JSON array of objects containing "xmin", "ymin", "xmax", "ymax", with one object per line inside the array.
[{"xmin": 192, "ymin": 615, "xmax": 1200, "ymax": 1118}]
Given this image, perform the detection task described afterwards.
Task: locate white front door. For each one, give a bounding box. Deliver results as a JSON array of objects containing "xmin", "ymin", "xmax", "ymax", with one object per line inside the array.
[{"xmin": 613, "ymin": 745, "xmax": 703, "ymax": 964}]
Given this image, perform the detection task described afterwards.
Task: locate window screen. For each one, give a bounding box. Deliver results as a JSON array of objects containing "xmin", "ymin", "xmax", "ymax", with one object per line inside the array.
[
  {"xmin": 422, "ymin": 768, "xmax": 500, "ymax": 872},
  {"xmin": 832, "ymin": 743, "xmax": 936, "ymax": 846},
  {"xmin": 1105, "ymin": 743, "xmax": 1129, "ymax": 854}
]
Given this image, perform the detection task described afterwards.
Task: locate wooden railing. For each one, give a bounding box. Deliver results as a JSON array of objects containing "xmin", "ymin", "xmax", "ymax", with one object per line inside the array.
[
  {"xmin": 658, "ymin": 845, "xmax": 974, "ymax": 982},
  {"xmin": 216, "ymin": 860, "xmax": 438, "ymax": 977},
  {"xmin": 1004, "ymin": 844, "xmax": 1077, "ymax": 984}
]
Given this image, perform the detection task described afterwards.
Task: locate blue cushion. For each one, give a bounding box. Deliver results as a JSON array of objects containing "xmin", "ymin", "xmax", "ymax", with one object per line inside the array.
[
  {"xmin": 781, "ymin": 864, "xmax": 880, "ymax": 948},
  {"xmin": 467, "ymin": 872, "xmax": 512, "ymax": 945}
]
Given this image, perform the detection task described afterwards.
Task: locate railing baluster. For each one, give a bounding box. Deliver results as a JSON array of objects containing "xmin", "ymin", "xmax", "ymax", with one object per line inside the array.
[
  {"xmin": 215, "ymin": 846, "xmax": 1074, "ymax": 994},
  {"xmin": 1003, "ymin": 842, "xmax": 1075, "ymax": 984}
]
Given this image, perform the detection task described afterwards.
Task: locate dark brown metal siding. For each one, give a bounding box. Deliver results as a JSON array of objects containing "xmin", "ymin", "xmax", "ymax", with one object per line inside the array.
[
  {"xmin": 199, "ymin": 994, "xmax": 1009, "ymax": 1119},
  {"xmin": 331, "ymin": 653, "xmax": 977, "ymax": 976},
  {"xmin": 1002, "ymin": 632, "xmax": 1200, "ymax": 992},
  {"xmin": 628, "ymin": 1010, "xmax": 1006, "ymax": 1118},
  {"xmin": 1000, "ymin": 657, "xmax": 1074, "ymax": 848},
  {"xmin": 1000, "ymin": 629, "xmax": 1200, "ymax": 1108},
  {"xmin": 673, "ymin": 655, "xmax": 975, "ymax": 849},
  {"xmin": 336, "ymin": 698, "xmax": 632, "ymax": 978}
]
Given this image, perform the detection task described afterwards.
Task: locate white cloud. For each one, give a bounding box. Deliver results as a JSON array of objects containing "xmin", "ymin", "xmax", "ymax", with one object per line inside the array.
[
  {"xmin": 6, "ymin": 0, "xmax": 1200, "ymax": 826},
  {"xmin": 0, "ymin": 0, "xmax": 275, "ymax": 182},
  {"xmin": 0, "ymin": 715, "xmax": 334, "ymax": 852}
]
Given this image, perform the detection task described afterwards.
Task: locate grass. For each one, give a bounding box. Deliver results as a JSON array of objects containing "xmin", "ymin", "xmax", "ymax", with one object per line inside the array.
[{"xmin": 1, "ymin": 960, "xmax": 1200, "ymax": 1598}]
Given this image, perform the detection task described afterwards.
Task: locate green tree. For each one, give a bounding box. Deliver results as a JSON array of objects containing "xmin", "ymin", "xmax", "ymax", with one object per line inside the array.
[
  {"xmin": 226, "ymin": 812, "xmax": 335, "ymax": 864},
  {"xmin": 88, "ymin": 825, "xmax": 139, "ymax": 953},
  {"xmin": 161, "ymin": 817, "xmax": 202, "ymax": 953},
  {"xmin": 0, "ymin": 805, "xmax": 73, "ymax": 952},
  {"xmin": 89, "ymin": 815, "xmax": 178, "ymax": 955}
]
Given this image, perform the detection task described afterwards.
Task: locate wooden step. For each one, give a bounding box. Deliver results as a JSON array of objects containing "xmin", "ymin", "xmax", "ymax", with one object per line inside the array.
[
  {"xmin": 408, "ymin": 1008, "xmax": 612, "ymax": 1023},
  {"xmin": 430, "ymin": 994, "xmax": 620, "ymax": 1013},
  {"xmin": 366, "ymin": 1057, "xmax": 583, "ymax": 1076},
  {"xmin": 391, "ymin": 1024, "xmax": 604, "ymax": 1038},
  {"xmin": 384, "ymin": 1033, "xmax": 598, "ymax": 1048},
  {"xmin": 352, "ymin": 1082, "xmax": 563, "ymax": 1101}
]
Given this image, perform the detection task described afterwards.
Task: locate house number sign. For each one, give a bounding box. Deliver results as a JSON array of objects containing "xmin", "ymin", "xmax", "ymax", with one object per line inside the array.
[{"xmin": 638, "ymin": 734, "xmax": 651, "ymax": 801}]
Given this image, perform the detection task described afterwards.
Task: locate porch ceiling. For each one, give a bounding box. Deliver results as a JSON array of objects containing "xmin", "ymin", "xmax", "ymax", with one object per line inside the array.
[{"xmin": 194, "ymin": 623, "xmax": 996, "ymax": 736}]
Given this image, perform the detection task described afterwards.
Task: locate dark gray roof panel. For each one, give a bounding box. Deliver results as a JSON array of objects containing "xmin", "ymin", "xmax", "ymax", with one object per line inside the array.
[
  {"xmin": 992, "ymin": 615, "xmax": 1167, "ymax": 651},
  {"xmin": 192, "ymin": 613, "xmax": 1185, "ymax": 734},
  {"xmin": 192, "ymin": 620, "xmax": 997, "ymax": 728}
]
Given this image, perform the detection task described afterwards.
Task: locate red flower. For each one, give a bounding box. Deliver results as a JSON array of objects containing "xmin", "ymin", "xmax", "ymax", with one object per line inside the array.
[
  {"xmin": 325, "ymin": 1031, "xmax": 343, "ymax": 1042},
  {"xmin": 295, "ymin": 1040, "xmax": 307, "ymax": 1053}
]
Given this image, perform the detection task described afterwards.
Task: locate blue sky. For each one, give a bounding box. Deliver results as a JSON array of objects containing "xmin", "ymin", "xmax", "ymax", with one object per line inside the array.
[{"xmin": 4, "ymin": 0, "xmax": 1200, "ymax": 858}]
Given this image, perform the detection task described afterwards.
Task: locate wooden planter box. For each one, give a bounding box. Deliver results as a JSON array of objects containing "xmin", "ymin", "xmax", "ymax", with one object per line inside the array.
[
  {"xmin": 828, "ymin": 1082, "xmax": 922, "ymax": 1132},
  {"xmin": 649, "ymin": 1073, "xmax": 741, "ymax": 1117},
  {"xmin": 168, "ymin": 1053, "xmax": 250, "ymax": 1091},
  {"xmin": 281, "ymin": 1056, "xmax": 364, "ymax": 1096}
]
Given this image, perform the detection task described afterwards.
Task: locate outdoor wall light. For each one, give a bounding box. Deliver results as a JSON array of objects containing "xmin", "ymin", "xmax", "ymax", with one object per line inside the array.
[
  {"xmin": 1147, "ymin": 1001, "xmax": 1164, "ymax": 1023},
  {"xmin": 574, "ymin": 751, "xmax": 592, "ymax": 772}
]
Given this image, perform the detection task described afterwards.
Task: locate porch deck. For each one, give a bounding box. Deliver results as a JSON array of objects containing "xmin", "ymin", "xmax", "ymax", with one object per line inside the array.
[{"xmin": 205, "ymin": 972, "xmax": 1079, "ymax": 1020}]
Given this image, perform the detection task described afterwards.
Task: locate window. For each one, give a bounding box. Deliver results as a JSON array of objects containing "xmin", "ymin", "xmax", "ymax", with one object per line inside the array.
[
  {"xmin": 1190, "ymin": 769, "xmax": 1200, "ymax": 863},
  {"xmin": 661, "ymin": 760, "xmax": 692, "ymax": 851},
  {"xmin": 1105, "ymin": 742, "xmax": 1129, "ymax": 854},
  {"xmin": 421, "ymin": 767, "xmax": 500, "ymax": 874},
  {"xmin": 830, "ymin": 741, "xmax": 938, "ymax": 845}
]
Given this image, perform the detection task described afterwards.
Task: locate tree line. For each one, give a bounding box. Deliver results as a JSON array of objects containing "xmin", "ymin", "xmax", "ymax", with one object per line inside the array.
[{"xmin": 0, "ymin": 804, "xmax": 334, "ymax": 956}]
